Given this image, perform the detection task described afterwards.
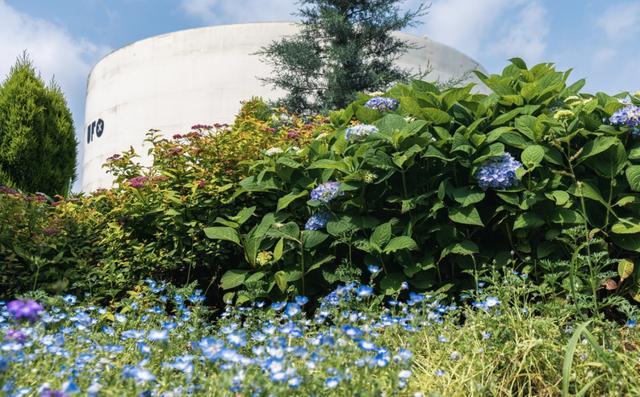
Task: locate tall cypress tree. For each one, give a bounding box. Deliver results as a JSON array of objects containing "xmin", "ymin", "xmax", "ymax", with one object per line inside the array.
[
  {"xmin": 260, "ymin": 0, "xmax": 427, "ymax": 112},
  {"xmin": 0, "ymin": 54, "xmax": 77, "ymax": 195}
]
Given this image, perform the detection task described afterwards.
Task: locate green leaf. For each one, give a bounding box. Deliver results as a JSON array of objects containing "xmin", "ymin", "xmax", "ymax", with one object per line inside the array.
[
  {"xmin": 611, "ymin": 234, "xmax": 640, "ymax": 252},
  {"xmin": 306, "ymin": 255, "xmax": 335, "ymax": 274},
  {"xmin": 441, "ymin": 240, "xmax": 479, "ymax": 259},
  {"xmin": 550, "ymin": 209, "xmax": 584, "ymax": 225},
  {"xmin": 384, "ymin": 236, "xmax": 418, "ymax": 253},
  {"xmin": 626, "ymin": 165, "xmax": 640, "ymax": 191},
  {"xmin": 326, "ymin": 217, "xmax": 358, "ymax": 236},
  {"xmin": 515, "ymin": 115, "xmax": 543, "ymax": 141},
  {"xmin": 618, "ymin": 259, "xmax": 634, "ymax": 281},
  {"xmin": 273, "ymin": 238, "xmax": 284, "ymax": 261},
  {"xmin": 611, "ymin": 218, "xmax": 640, "ymax": 234},
  {"xmin": 370, "ymin": 222, "xmax": 392, "ymax": 249},
  {"xmin": 547, "ymin": 190, "xmax": 570, "ymax": 206},
  {"xmin": 513, "ymin": 212, "xmax": 545, "ymax": 230},
  {"xmin": 274, "ymin": 271, "xmax": 288, "ymax": 292},
  {"xmin": 230, "ymin": 206, "xmax": 256, "ymax": 225},
  {"xmin": 490, "ymin": 108, "xmax": 522, "ymax": 127},
  {"xmin": 276, "ymin": 190, "xmax": 308, "ymax": 212},
  {"xmin": 578, "ymin": 136, "xmax": 621, "ymax": 163},
  {"xmin": 380, "ymin": 273, "xmax": 405, "ymax": 294},
  {"xmin": 303, "ymin": 230, "xmax": 329, "ymax": 249},
  {"xmin": 203, "ymin": 226, "xmax": 241, "ymax": 245},
  {"xmin": 521, "ymin": 145, "xmax": 545, "ymax": 168},
  {"xmin": 307, "ymin": 159, "xmax": 349, "ymax": 173},
  {"xmin": 220, "ymin": 269, "xmax": 247, "ymax": 290},
  {"xmin": 422, "ymin": 108, "xmax": 452, "ymax": 124},
  {"xmin": 448, "ymin": 206, "xmax": 484, "ymax": 226},
  {"xmin": 451, "ymin": 187, "xmax": 485, "ymax": 207}
]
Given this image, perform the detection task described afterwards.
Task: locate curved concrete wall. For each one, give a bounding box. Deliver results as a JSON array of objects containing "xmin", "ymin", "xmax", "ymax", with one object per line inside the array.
[{"xmin": 82, "ymin": 22, "xmax": 485, "ymax": 192}]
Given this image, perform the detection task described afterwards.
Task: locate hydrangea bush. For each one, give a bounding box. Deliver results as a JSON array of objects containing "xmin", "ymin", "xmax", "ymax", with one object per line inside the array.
[{"xmin": 209, "ymin": 59, "xmax": 640, "ymax": 303}]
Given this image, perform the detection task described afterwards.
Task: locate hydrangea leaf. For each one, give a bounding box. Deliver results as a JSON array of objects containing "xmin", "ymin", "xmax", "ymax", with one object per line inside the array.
[
  {"xmin": 383, "ymin": 236, "xmax": 418, "ymax": 253},
  {"xmin": 203, "ymin": 226, "xmax": 241, "ymax": 246},
  {"xmin": 220, "ymin": 269, "xmax": 248, "ymax": 290},
  {"xmin": 448, "ymin": 207, "xmax": 484, "ymax": 227}
]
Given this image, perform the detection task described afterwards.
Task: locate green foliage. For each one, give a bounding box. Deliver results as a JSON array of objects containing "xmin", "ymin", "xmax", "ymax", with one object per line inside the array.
[
  {"xmin": 0, "ymin": 53, "xmax": 77, "ymax": 195},
  {"xmin": 211, "ymin": 59, "xmax": 640, "ymax": 303},
  {"xmin": 259, "ymin": 0, "xmax": 427, "ymax": 112}
]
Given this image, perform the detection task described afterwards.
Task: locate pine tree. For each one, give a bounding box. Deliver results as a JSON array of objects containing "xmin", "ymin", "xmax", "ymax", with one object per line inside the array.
[
  {"xmin": 260, "ymin": 0, "xmax": 427, "ymax": 112},
  {"xmin": 0, "ymin": 54, "xmax": 77, "ymax": 195}
]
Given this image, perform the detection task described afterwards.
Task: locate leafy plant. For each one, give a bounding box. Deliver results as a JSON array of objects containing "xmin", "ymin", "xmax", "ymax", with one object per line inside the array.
[{"xmin": 210, "ymin": 59, "xmax": 640, "ymax": 302}]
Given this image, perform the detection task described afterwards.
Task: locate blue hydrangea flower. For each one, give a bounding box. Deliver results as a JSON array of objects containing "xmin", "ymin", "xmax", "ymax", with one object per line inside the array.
[
  {"xmin": 475, "ymin": 153, "xmax": 522, "ymax": 190},
  {"xmin": 305, "ymin": 211, "xmax": 331, "ymax": 231},
  {"xmin": 310, "ymin": 182, "xmax": 342, "ymax": 203},
  {"xmin": 610, "ymin": 105, "xmax": 640, "ymax": 136},
  {"xmin": 365, "ymin": 97, "xmax": 399, "ymax": 112},
  {"xmin": 345, "ymin": 124, "xmax": 378, "ymax": 141}
]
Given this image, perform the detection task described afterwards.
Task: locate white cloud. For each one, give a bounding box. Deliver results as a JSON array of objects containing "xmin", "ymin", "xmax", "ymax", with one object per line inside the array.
[
  {"xmin": 597, "ymin": 1, "xmax": 640, "ymax": 40},
  {"xmin": 490, "ymin": 1, "xmax": 548, "ymax": 63},
  {"xmin": 180, "ymin": 0, "xmax": 297, "ymax": 24},
  {"xmin": 409, "ymin": 0, "xmax": 549, "ymax": 68},
  {"xmin": 0, "ymin": 1, "xmax": 110, "ymax": 190}
]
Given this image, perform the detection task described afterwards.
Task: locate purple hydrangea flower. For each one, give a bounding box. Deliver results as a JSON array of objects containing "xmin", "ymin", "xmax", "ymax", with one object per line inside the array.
[
  {"xmin": 304, "ymin": 211, "xmax": 331, "ymax": 231},
  {"xmin": 345, "ymin": 124, "xmax": 378, "ymax": 141},
  {"xmin": 475, "ymin": 153, "xmax": 522, "ymax": 190},
  {"xmin": 365, "ymin": 97, "xmax": 399, "ymax": 112},
  {"xmin": 310, "ymin": 182, "xmax": 342, "ymax": 203},
  {"xmin": 7, "ymin": 299, "xmax": 44, "ymax": 323},
  {"xmin": 610, "ymin": 105, "xmax": 640, "ymax": 136}
]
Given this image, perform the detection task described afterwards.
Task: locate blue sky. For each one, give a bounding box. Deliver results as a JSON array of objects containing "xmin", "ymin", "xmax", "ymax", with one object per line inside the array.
[{"xmin": 1, "ymin": 0, "xmax": 639, "ymax": 189}]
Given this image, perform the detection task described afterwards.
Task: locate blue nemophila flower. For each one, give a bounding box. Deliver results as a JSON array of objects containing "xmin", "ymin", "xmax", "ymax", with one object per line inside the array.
[
  {"xmin": 475, "ymin": 153, "xmax": 522, "ymax": 190},
  {"xmin": 227, "ymin": 332, "xmax": 247, "ymax": 347},
  {"xmin": 325, "ymin": 377, "xmax": 340, "ymax": 389},
  {"xmin": 367, "ymin": 265, "xmax": 380, "ymax": 274},
  {"xmin": 62, "ymin": 295, "xmax": 77, "ymax": 306},
  {"xmin": 626, "ymin": 319, "xmax": 637, "ymax": 328},
  {"xmin": 610, "ymin": 105, "xmax": 640, "ymax": 136},
  {"xmin": 435, "ymin": 369, "xmax": 446, "ymax": 377},
  {"xmin": 271, "ymin": 302, "xmax": 286, "ymax": 311},
  {"xmin": 398, "ymin": 369, "xmax": 412, "ymax": 380},
  {"xmin": 305, "ymin": 211, "xmax": 331, "ymax": 231},
  {"xmin": 122, "ymin": 366, "xmax": 155, "ymax": 383},
  {"xmin": 294, "ymin": 296, "xmax": 309, "ymax": 306},
  {"xmin": 86, "ymin": 383, "xmax": 101, "ymax": 397},
  {"xmin": 0, "ymin": 355, "xmax": 8, "ymax": 372},
  {"xmin": 345, "ymin": 124, "xmax": 378, "ymax": 141},
  {"xmin": 284, "ymin": 303, "xmax": 301, "ymax": 317},
  {"xmin": 356, "ymin": 285, "xmax": 374, "ymax": 299},
  {"xmin": 166, "ymin": 355, "xmax": 194, "ymax": 374},
  {"xmin": 365, "ymin": 97, "xmax": 399, "ymax": 112},
  {"xmin": 288, "ymin": 376, "xmax": 302, "ymax": 388},
  {"xmin": 147, "ymin": 329, "xmax": 169, "ymax": 342},
  {"xmin": 310, "ymin": 181, "xmax": 342, "ymax": 203},
  {"xmin": 358, "ymin": 340, "xmax": 376, "ymax": 351},
  {"xmin": 485, "ymin": 296, "xmax": 500, "ymax": 307}
]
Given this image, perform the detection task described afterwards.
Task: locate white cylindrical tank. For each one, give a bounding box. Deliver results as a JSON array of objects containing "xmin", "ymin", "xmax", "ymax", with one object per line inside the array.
[{"xmin": 82, "ymin": 22, "xmax": 486, "ymax": 192}]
